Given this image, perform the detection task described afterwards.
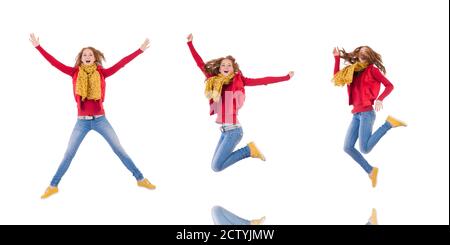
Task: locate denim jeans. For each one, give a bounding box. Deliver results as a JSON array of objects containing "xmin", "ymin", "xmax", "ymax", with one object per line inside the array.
[
  {"xmin": 211, "ymin": 127, "xmax": 251, "ymax": 172},
  {"xmin": 343, "ymin": 110, "xmax": 392, "ymax": 174},
  {"xmin": 211, "ymin": 206, "xmax": 250, "ymax": 225},
  {"xmin": 50, "ymin": 116, "xmax": 144, "ymax": 186}
]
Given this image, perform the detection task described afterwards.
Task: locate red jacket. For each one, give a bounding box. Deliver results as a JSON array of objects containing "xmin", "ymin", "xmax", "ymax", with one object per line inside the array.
[
  {"xmin": 188, "ymin": 41, "xmax": 290, "ymax": 124},
  {"xmin": 334, "ymin": 56, "xmax": 394, "ymax": 114},
  {"xmin": 36, "ymin": 45, "xmax": 143, "ymax": 116}
]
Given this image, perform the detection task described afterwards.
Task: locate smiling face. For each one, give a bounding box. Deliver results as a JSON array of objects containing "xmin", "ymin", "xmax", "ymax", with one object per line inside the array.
[
  {"xmin": 81, "ymin": 48, "xmax": 96, "ymax": 65},
  {"xmin": 219, "ymin": 58, "xmax": 234, "ymax": 76}
]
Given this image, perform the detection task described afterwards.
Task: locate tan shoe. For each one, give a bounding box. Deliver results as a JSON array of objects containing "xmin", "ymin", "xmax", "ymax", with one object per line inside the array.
[
  {"xmin": 386, "ymin": 115, "xmax": 407, "ymax": 128},
  {"xmin": 369, "ymin": 208, "xmax": 378, "ymax": 225},
  {"xmin": 250, "ymin": 216, "xmax": 266, "ymax": 225},
  {"xmin": 369, "ymin": 167, "xmax": 379, "ymax": 188},
  {"xmin": 41, "ymin": 186, "xmax": 58, "ymax": 199},
  {"xmin": 248, "ymin": 142, "xmax": 266, "ymax": 161},
  {"xmin": 137, "ymin": 178, "xmax": 156, "ymax": 190}
]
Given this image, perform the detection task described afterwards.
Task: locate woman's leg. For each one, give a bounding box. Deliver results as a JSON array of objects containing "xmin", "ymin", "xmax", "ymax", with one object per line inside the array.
[
  {"xmin": 343, "ymin": 113, "xmax": 373, "ymax": 174},
  {"xmin": 50, "ymin": 120, "xmax": 90, "ymax": 187},
  {"xmin": 93, "ymin": 117, "xmax": 144, "ymax": 181},
  {"xmin": 359, "ymin": 111, "xmax": 392, "ymax": 154},
  {"xmin": 212, "ymin": 132, "xmax": 225, "ymax": 161},
  {"xmin": 211, "ymin": 128, "xmax": 250, "ymax": 172}
]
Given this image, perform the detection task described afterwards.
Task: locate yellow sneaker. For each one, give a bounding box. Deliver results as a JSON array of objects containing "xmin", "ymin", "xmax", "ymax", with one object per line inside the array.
[
  {"xmin": 369, "ymin": 208, "xmax": 378, "ymax": 225},
  {"xmin": 369, "ymin": 167, "xmax": 379, "ymax": 188},
  {"xmin": 250, "ymin": 216, "xmax": 266, "ymax": 225},
  {"xmin": 248, "ymin": 142, "xmax": 266, "ymax": 161},
  {"xmin": 137, "ymin": 178, "xmax": 156, "ymax": 190},
  {"xmin": 386, "ymin": 115, "xmax": 407, "ymax": 128},
  {"xmin": 41, "ymin": 186, "xmax": 58, "ymax": 199}
]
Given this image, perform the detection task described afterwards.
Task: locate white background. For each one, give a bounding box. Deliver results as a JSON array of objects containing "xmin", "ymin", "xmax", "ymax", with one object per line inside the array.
[{"xmin": 0, "ymin": 0, "xmax": 448, "ymax": 225}]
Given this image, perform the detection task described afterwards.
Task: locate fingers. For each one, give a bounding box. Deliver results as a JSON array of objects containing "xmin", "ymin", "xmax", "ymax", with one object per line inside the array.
[
  {"xmin": 140, "ymin": 38, "xmax": 151, "ymax": 51},
  {"xmin": 333, "ymin": 46, "xmax": 340, "ymax": 56},
  {"xmin": 29, "ymin": 33, "xmax": 39, "ymax": 46},
  {"xmin": 374, "ymin": 101, "xmax": 383, "ymax": 111}
]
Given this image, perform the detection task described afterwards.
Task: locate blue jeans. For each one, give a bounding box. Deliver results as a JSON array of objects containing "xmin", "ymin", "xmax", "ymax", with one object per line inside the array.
[
  {"xmin": 50, "ymin": 116, "xmax": 144, "ymax": 186},
  {"xmin": 343, "ymin": 110, "xmax": 392, "ymax": 174},
  {"xmin": 211, "ymin": 127, "xmax": 251, "ymax": 172},
  {"xmin": 211, "ymin": 206, "xmax": 250, "ymax": 225}
]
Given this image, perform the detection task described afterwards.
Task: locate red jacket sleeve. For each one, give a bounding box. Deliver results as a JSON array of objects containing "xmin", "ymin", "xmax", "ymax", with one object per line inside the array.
[
  {"xmin": 334, "ymin": 55, "xmax": 340, "ymax": 75},
  {"xmin": 243, "ymin": 74, "xmax": 290, "ymax": 86},
  {"xmin": 372, "ymin": 67, "xmax": 394, "ymax": 101},
  {"xmin": 35, "ymin": 45, "xmax": 75, "ymax": 76},
  {"xmin": 102, "ymin": 49, "xmax": 143, "ymax": 78},
  {"xmin": 187, "ymin": 41, "xmax": 211, "ymax": 78}
]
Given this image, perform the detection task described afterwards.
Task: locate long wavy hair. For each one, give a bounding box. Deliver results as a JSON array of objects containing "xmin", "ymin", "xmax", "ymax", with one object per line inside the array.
[
  {"xmin": 339, "ymin": 46, "xmax": 386, "ymax": 74},
  {"xmin": 204, "ymin": 55, "xmax": 240, "ymax": 76},
  {"xmin": 74, "ymin": 47, "xmax": 105, "ymax": 67}
]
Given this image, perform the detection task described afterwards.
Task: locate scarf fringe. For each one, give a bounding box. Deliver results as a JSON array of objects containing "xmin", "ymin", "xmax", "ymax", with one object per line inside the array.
[{"xmin": 204, "ymin": 73, "xmax": 235, "ymax": 102}]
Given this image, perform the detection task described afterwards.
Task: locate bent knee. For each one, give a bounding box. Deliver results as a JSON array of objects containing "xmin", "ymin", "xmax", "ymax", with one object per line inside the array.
[
  {"xmin": 211, "ymin": 160, "xmax": 223, "ymax": 172},
  {"xmin": 343, "ymin": 145, "xmax": 354, "ymax": 154},
  {"xmin": 211, "ymin": 165, "xmax": 223, "ymax": 172},
  {"xmin": 359, "ymin": 146, "xmax": 371, "ymax": 154}
]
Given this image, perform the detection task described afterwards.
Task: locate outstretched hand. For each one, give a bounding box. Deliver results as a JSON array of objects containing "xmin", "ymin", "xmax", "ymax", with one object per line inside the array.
[
  {"xmin": 187, "ymin": 33, "xmax": 193, "ymax": 42},
  {"xmin": 288, "ymin": 71, "xmax": 295, "ymax": 78},
  {"xmin": 333, "ymin": 47, "xmax": 340, "ymax": 57},
  {"xmin": 140, "ymin": 38, "xmax": 150, "ymax": 51},
  {"xmin": 29, "ymin": 33, "xmax": 40, "ymax": 47}
]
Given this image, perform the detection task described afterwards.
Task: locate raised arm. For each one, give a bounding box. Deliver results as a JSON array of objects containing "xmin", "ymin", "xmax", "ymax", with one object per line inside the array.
[
  {"xmin": 187, "ymin": 34, "xmax": 210, "ymax": 77},
  {"xmin": 30, "ymin": 33, "xmax": 75, "ymax": 76},
  {"xmin": 243, "ymin": 71, "xmax": 293, "ymax": 86},
  {"xmin": 333, "ymin": 47, "xmax": 340, "ymax": 75},
  {"xmin": 102, "ymin": 38, "xmax": 149, "ymax": 78}
]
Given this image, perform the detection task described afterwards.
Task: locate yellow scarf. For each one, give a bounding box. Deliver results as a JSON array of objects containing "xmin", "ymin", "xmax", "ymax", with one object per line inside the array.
[
  {"xmin": 76, "ymin": 64, "xmax": 101, "ymax": 101},
  {"xmin": 332, "ymin": 62, "xmax": 368, "ymax": 86},
  {"xmin": 205, "ymin": 73, "xmax": 235, "ymax": 102}
]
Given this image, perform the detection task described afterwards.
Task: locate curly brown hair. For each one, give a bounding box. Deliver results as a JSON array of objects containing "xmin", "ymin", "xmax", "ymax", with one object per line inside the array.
[
  {"xmin": 74, "ymin": 47, "xmax": 106, "ymax": 67},
  {"xmin": 339, "ymin": 46, "xmax": 386, "ymax": 74},
  {"xmin": 204, "ymin": 55, "xmax": 240, "ymax": 76}
]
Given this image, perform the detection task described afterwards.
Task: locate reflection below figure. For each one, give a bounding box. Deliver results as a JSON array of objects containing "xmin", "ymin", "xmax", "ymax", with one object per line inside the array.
[
  {"xmin": 212, "ymin": 206, "xmax": 265, "ymax": 225},
  {"xmin": 366, "ymin": 208, "xmax": 378, "ymax": 225}
]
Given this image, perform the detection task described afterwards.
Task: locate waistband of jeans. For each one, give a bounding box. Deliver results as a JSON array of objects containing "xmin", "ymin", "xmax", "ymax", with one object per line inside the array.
[
  {"xmin": 220, "ymin": 124, "xmax": 241, "ymax": 132},
  {"xmin": 78, "ymin": 115, "xmax": 104, "ymax": 120}
]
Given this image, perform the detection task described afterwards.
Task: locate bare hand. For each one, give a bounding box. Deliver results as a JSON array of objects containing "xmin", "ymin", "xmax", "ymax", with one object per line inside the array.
[
  {"xmin": 187, "ymin": 33, "xmax": 193, "ymax": 42},
  {"xmin": 374, "ymin": 100, "xmax": 383, "ymax": 111},
  {"xmin": 30, "ymin": 33, "xmax": 40, "ymax": 47},
  {"xmin": 333, "ymin": 47, "xmax": 340, "ymax": 57},
  {"xmin": 288, "ymin": 71, "xmax": 295, "ymax": 78},
  {"xmin": 140, "ymin": 38, "xmax": 150, "ymax": 51}
]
